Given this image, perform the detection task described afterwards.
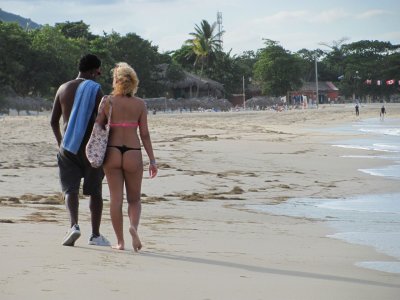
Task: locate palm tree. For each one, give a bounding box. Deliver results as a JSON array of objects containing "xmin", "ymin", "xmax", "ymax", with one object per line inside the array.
[
  {"xmin": 319, "ymin": 37, "xmax": 349, "ymax": 80},
  {"xmin": 186, "ymin": 20, "xmax": 223, "ymax": 96}
]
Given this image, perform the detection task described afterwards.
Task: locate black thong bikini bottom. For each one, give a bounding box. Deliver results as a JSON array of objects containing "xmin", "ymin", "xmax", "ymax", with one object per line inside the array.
[{"xmin": 107, "ymin": 145, "xmax": 141, "ymax": 154}]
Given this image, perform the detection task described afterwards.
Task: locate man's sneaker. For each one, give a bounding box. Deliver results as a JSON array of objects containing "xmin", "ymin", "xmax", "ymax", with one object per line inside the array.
[
  {"xmin": 62, "ymin": 224, "xmax": 81, "ymax": 246},
  {"xmin": 88, "ymin": 234, "xmax": 111, "ymax": 246}
]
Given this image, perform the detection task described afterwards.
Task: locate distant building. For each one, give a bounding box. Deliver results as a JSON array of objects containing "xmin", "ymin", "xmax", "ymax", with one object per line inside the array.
[
  {"xmin": 168, "ymin": 71, "xmax": 224, "ymax": 99},
  {"xmin": 156, "ymin": 64, "xmax": 224, "ymax": 99},
  {"xmin": 230, "ymin": 94, "xmax": 245, "ymax": 107},
  {"xmin": 290, "ymin": 81, "xmax": 339, "ymax": 104}
]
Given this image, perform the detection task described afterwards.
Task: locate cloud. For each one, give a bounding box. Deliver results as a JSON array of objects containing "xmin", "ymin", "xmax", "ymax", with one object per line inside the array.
[
  {"xmin": 253, "ymin": 10, "xmax": 308, "ymax": 25},
  {"xmin": 251, "ymin": 8, "xmax": 350, "ymax": 27},
  {"xmin": 309, "ymin": 8, "xmax": 349, "ymax": 24},
  {"xmin": 356, "ymin": 9, "xmax": 391, "ymax": 19}
]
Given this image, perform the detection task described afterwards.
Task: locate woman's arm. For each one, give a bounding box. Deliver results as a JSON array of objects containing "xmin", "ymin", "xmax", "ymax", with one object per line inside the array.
[
  {"xmin": 94, "ymin": 96, "xmax": 109, "ymax": 128},
  {"xmin": 138, "ymin": 100, "xmax": 157, "ymax": 178}
]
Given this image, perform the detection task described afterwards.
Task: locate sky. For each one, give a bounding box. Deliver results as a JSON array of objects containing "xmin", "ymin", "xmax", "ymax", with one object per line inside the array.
[{"xmin": 2, "ymin": 0, "xmax": 400, "ymax": 55}]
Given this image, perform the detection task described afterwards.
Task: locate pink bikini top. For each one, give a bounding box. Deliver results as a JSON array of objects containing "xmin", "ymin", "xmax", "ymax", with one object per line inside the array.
[{"xmin": 109, "ymin": 122, "xmax": 140, "ymax": 128}]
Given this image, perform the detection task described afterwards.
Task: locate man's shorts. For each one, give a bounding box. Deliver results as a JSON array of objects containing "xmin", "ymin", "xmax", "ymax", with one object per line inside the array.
[{"xmin": 57, "ymin": 147, "xmax": 104, "ymax": 196}]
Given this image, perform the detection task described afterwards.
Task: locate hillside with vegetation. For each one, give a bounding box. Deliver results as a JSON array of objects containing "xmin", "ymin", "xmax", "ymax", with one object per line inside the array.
[{"xmin": 0, "ymin": 8, "xmax": 41, "ymax": 29}]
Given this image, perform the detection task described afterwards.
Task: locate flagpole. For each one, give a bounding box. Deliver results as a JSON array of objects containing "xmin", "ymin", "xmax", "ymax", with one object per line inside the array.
[
  {"xmin": 243, "ymin": 76, "xmax": 246, "ymax": 110},
  {"xmin": 315, "ymin": 56, "xmax": 319, "ymax": 108}
]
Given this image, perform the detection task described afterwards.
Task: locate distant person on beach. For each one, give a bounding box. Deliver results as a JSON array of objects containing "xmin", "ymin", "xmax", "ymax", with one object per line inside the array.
[
  {"xmin": 380, "ymin": 105, "xmax": 386, "ymax": 120},
  {"xmin": 50, "ymin": 54, "xmax": 110, "ymax": 247},
  {"xmin": 355, "ymin": 103, "xmax": 360, "ymax": 116},
  {"xmin": 96, "ymin": 62, "xmax": 157, "ymax": 251}
]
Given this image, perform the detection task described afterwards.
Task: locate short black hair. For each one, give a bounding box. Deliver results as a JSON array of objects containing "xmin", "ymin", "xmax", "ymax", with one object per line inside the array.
[{"xmin": 78, "ymin": 54, "xmax": 101, "ymax": 72}]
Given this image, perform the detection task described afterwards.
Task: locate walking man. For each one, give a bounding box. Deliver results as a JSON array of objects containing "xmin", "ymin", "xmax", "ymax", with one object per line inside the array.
[{"xmin": 50, "ymin": 54, "xmax": 110, "ymax": 247}]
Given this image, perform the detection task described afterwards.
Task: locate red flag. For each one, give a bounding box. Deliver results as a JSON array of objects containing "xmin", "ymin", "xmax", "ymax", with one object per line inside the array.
[{"xmin": 386, "ymin": 79, "xmax": 395, "ymax": 85}]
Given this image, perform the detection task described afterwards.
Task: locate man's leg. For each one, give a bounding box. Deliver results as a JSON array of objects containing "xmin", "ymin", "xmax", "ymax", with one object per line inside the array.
[
  {"xmin": 87, "ymin": 193, "xmax": 110, "ymax": 246},
  {"xmin": 63, "ymin": 192, "xmax": 81, "ymax": 246},
  {"xmin": 65, "ymin": 192, "xmax": 79, "ymax": 227},
  {"xmin": 57, "ymin": 148, "xmax": 84, "ymax": 246},
  {"xmin": 89, "ymin": 194, "xmax": 103, "ymax": 236},
  {"xmin": 84, "ymin": 166, "xmax": 109, "ymax": 246}
]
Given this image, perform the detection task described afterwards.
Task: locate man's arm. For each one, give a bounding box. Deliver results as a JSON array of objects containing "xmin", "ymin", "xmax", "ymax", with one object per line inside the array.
[{"xmin": 50, "ymin": 93, "xmax": 63, "ymax": 147}]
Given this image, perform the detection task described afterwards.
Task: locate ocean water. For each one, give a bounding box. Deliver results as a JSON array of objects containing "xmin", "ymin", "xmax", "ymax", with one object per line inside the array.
[
  {"xmin": 248, "ymin": 117, "xmax": 400, "ymax": 274},
  {"xmin": 333, "ymin": 118, "xmax": 400, "ymax": 180}
]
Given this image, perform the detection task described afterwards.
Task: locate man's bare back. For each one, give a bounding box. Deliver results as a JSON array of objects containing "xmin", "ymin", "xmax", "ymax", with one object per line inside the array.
[{"xmin": 51, "ymin": 78, "xmax": 102, "ymax": 146}]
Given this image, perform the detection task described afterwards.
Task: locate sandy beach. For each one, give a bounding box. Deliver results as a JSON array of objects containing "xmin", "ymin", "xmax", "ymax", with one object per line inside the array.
[{"xmin": 0, "ymin": 103, "xmax": 399, "ymax": 299}]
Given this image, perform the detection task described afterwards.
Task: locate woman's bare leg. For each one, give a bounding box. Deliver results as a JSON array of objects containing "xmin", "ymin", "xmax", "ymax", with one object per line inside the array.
[
  {"xmin": 123, "ymin": 151, "xmax": 143, "ymax": 252},
  {"xmin": 104, "ymin": 149, "xmax": 125, "ymax": 250}
]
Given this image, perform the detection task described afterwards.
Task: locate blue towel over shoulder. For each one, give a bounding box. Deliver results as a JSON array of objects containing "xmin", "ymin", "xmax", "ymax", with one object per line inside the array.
[{"xmin": 62, "ymin": 79, "xmax": 100, "ymax": 154}]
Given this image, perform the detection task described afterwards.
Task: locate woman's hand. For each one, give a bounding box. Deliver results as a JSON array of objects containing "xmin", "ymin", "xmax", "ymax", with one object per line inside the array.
[{"xmin": 149, "ymin": 162, "xmax": 158, "ymax": 178}]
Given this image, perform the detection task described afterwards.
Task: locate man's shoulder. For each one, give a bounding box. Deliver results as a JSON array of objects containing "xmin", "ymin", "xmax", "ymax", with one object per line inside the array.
[
  {"xmin": 56, "ymin": 80, "xmax": 83, "ymax": 104},
  {"xmin": 59, "ymin": 79, "xmax": 82, "ymax": 91}
]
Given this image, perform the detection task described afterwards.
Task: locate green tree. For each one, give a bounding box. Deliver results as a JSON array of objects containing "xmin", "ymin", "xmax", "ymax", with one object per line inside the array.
[
  {"xmin": 205, "ymin": 50, "xmax": 243, "ymax": 96},
  {"xmin": 108, "ymin": 32, "xmax": 166, "ymax": 97},
  {"xmin": 335, "ymin": 40, "xmax": 400, "ymax": 100},
  {"xmin": 296, "ymin": 48, "xmax": 326, "ymax": 82},
  {"xmin": 319, "ymin": 38, "xmax": 348, "ymax": 80},
  {"xmin": 171, "ymin": 44, "xmax": 196, "ymax": 72},
  {"xmin": 86, "ymin": 34, "xmax": 119, "ymax": 93},
  {"xmin": 29, "ymin": 25, "xmax": 81, "ymax": 96},
  {"xmin": 0, "ymin": 91, "xmax": 7, "ymax": 113},
  {"xmin": 236, "ymin": 50, "xmax": 259, "ymax": 80},
  {"xmin": 380, "ymin": 50, "xmax": 400, "ymax": 100},
  {"xmin": 253, "ymin": 40, "xmax": 302, "ymax": 96},
  {"xmin": 186, "ymin": 19, "xmax": 223, "ymax": 96},
  {"xmin": 0, "ymin": 21, "xmax": 32, "ymax": 95},
  {"xmin": 233, "ymin": 50, "xmax": 260, "ymax": 97},
  {"xmin": 55, "ymin": 21, "xmax": 95, "ymax": 40},
  {"xmin": 166, "ymin": 61, "xmax": 185, "ymax": 83}
]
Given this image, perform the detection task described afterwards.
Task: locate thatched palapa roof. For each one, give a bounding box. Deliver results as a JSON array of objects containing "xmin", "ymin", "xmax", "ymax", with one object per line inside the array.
[{"xmin": 299, "ymin": 81, "xmax": 339, "ymax": 92}]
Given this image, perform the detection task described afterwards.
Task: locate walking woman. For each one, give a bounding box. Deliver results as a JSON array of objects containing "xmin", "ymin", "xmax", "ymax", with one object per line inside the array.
[{"xmin": 96, "ymin": 62, "xmax": 157, "ymax": 251}]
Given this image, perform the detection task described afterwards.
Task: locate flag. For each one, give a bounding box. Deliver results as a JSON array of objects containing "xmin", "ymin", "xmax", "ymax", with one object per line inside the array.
[
  {"xmin": 365, "ymin": 79, "xmax": 372, "ymax": 85},
  {"xmin": 377, "ymin": 80, "xmax": 381, "ymax": 86},
  {"xmin": 386, "ymin": 79, "xmax": 395, "ymax": 85}
]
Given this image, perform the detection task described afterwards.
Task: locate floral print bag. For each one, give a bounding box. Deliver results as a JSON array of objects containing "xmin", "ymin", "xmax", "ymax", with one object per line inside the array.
[{"xmin": 86, "ymin": 96, "xmax": 112, "ymax": 168}]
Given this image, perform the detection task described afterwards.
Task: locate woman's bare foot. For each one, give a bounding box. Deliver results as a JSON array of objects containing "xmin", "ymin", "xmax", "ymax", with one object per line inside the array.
[
  {"xmin": 112, "ymin": 242, "xmax": 125, "ymax": 250},
  {"xmin": 129, "ymin": 226, "xmax": 142, "ymax": 252}
]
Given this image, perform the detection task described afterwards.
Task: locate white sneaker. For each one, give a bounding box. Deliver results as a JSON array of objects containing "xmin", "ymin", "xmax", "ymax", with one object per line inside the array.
[
  {"xmin": 62, "ymin": 224, "xmax": 81, "ymax": 246},
  {"xmin": 88, "ymin": 234, "xmax": 111, "ymax": 246}
]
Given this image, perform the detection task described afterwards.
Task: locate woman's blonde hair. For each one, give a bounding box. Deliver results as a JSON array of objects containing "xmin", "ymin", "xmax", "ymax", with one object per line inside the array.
[{"xmin": 111, "ymin": 62, "xmax": 139, "ymax": 96}]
